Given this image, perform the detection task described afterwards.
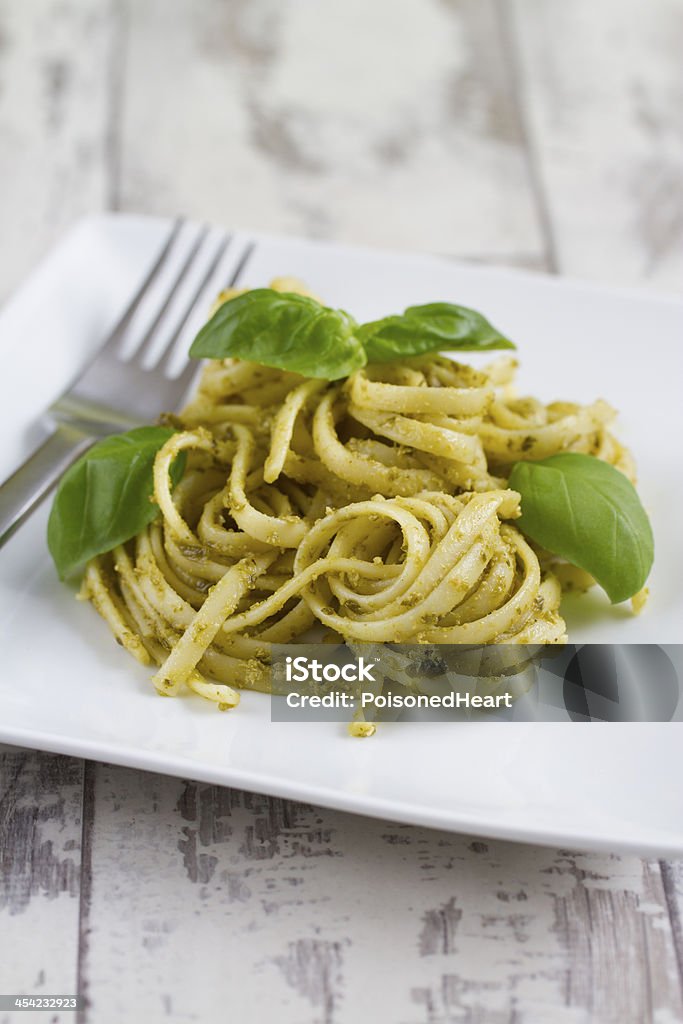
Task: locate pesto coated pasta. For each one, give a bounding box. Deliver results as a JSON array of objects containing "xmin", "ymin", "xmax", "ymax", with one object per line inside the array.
[{"xmin": 81, "ymin": 280, "xmax": 634, "ymax": 708}]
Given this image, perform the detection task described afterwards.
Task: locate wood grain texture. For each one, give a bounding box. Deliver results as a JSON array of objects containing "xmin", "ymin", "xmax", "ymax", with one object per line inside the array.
[
  {"xmin": 77, "ymin": 765, "xmax": 683, "ymax": 1024},
  {"xmin": 508, "ymin": 0, "xmax": 683, "ymax": 290},
  {"xmin": 0, "ymin": 0, "xmax": 113, "ymax": 303},
  {"xmin": 661, "ymin": 860, "xmax": 683, "ymax": 997},
  {"xmin": 0, "ymin": 747, "xmax": 83, "ymax": 1023},
  {"xmin": 115, "ymin": 0, "xmax": 544, "ymax": 263}
]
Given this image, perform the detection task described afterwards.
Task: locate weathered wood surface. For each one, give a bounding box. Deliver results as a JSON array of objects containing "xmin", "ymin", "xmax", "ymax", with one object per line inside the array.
[
  {"xmin": 81, "ymin": 766, "xmax": 683, "ymax": 1024},
  {"xmin": 116, "ymin": 0, "xmax": 545, "ymax": 264},
  {"xmin": 0, "ymin": 0, "xmax": 112, "ymax": 303},
  {"xmin": 3, "ymin": 756, "xmax": 683, "ymax": 1023},
  {"xmin": 0, "ymin": 748, "xmax": 83, "ymax": 1022},
  {"xmin": 1, "ymin": 0, "xmax": 682, "ymax": 1021},
  {"xmin": 509, "ymin": 0, "xmax": 683, "ymax": 290}
]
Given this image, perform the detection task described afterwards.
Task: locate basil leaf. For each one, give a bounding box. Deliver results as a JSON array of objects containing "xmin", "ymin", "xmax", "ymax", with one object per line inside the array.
[
  {"xmin": 357, "ymin": 302, "xmax": 515, "ymax": 363},
  {"xmin": 508, "ymin": 453, "xmax": 654, "ymax": 604},
  {"xmin": 48, "ymin": 426, "xmax": 185, "ymax": 580},
  {"xmin": 190, "ymin": 289, "xmax": 367, "ymax": 380}
]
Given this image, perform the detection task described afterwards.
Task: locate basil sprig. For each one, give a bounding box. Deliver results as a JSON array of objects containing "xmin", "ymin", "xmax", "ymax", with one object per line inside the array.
[
  {"xmin": 190, "ymin": 289, "xmax": 366, "ymax": 380},
  {"xmin": 357, "ymin": 302, "xmax": 513, "ymax": 362},
  {"xmin": 48, "ymin": 426, "xmax": 185, "ymax": 580},
  {"xmin": 509, "ymin": 453, "xmax": 654, "ymax": 604},
  {"xmin": 189, "ymin": 290, "xmax": 514, "ymax": 379}
]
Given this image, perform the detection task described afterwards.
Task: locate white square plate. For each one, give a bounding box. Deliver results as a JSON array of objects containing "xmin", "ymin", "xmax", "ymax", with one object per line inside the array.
[{"xmin": 1, "ymin": 214, "xmax": 682, "ymax": 855}]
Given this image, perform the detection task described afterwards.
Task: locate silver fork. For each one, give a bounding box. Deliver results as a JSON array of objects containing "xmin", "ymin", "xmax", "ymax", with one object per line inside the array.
[{"xmin": 0, "ymin": 220, "xmax": 233, "ymax": 547}]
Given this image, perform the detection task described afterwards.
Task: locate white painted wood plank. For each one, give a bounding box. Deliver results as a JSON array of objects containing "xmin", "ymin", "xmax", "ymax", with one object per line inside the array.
[
  {"xmin": 116, "ymin": 0, "xmax": 544, "ymax": 264},
  {"xmin": 81, "ymin": 765, "xmax": 683, "ymax": 1024},
  {"xmin": 0, "ymin": 0, "xmax": 112, "ymax": 303},
  {"xmin": 0, "ymin": 747, "xmax": 83, "ymax": 1024},
  {"xmin": 508, "ymin": 0, "xmax": 683, "ymax": 290},
  {"xmin": 658, "ymin": 860, "xmax": 683, "ymax": 1012}
]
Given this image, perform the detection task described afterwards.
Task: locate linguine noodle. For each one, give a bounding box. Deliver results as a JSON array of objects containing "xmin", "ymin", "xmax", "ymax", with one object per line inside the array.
[{"xmin": 81, "ymin": 280, "xmax": 634, "ymax": 708}]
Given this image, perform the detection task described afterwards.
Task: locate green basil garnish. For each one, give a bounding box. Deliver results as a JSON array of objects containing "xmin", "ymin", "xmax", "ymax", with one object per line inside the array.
[
  {"xmin": 189, "ymin": 290, "xmax": 515, "ymax": 379},
  {"xmin": 47, "ymin": 426, "xmax": 185, "ymax": 580},
  {"xmin": 357, "ymin": 301, "xmax": 514, "ymax": 363},
  {"xmin": 190, "ymin": 289, "xmax": 366, "ymax": 380},
  {"xmin": 508, "ymin": 453, "xmax": 654, "ymax": 604}
]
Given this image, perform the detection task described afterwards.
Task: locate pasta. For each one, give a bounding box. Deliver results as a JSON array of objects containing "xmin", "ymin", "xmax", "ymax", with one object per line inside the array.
[{"xmin": 81, "ymin": 279, "xmax": 634, "ymax": 708}]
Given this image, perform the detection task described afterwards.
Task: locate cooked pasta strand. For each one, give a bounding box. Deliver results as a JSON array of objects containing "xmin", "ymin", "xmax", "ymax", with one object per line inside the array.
[{"xmin": 81, "ymin": 280, "xmax": 637, "ymax": 705}]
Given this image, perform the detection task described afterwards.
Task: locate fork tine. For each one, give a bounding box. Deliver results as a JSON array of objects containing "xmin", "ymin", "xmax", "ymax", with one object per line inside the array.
[
  {"xmin": 133, "ymin": 224, "xmax": 211, "ymax": 364},
  {"xmin": 100, "ymin": 218, "xmax": 184, "ymax": 357},
  {"xmin": 156, "ymin": 233, "xmax": 232, "ymax": 377}
]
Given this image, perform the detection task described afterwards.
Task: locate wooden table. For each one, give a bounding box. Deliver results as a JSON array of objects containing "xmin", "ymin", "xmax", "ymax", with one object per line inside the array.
[{"xmin": 1, "ymin": 2, "xmax": 682, "ymax": 1021}]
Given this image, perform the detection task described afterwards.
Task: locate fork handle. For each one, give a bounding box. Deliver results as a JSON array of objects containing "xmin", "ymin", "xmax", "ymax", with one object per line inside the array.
[{"xmin": 0, "ymin": 424, "xmax": 94, "ymax": 548}]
